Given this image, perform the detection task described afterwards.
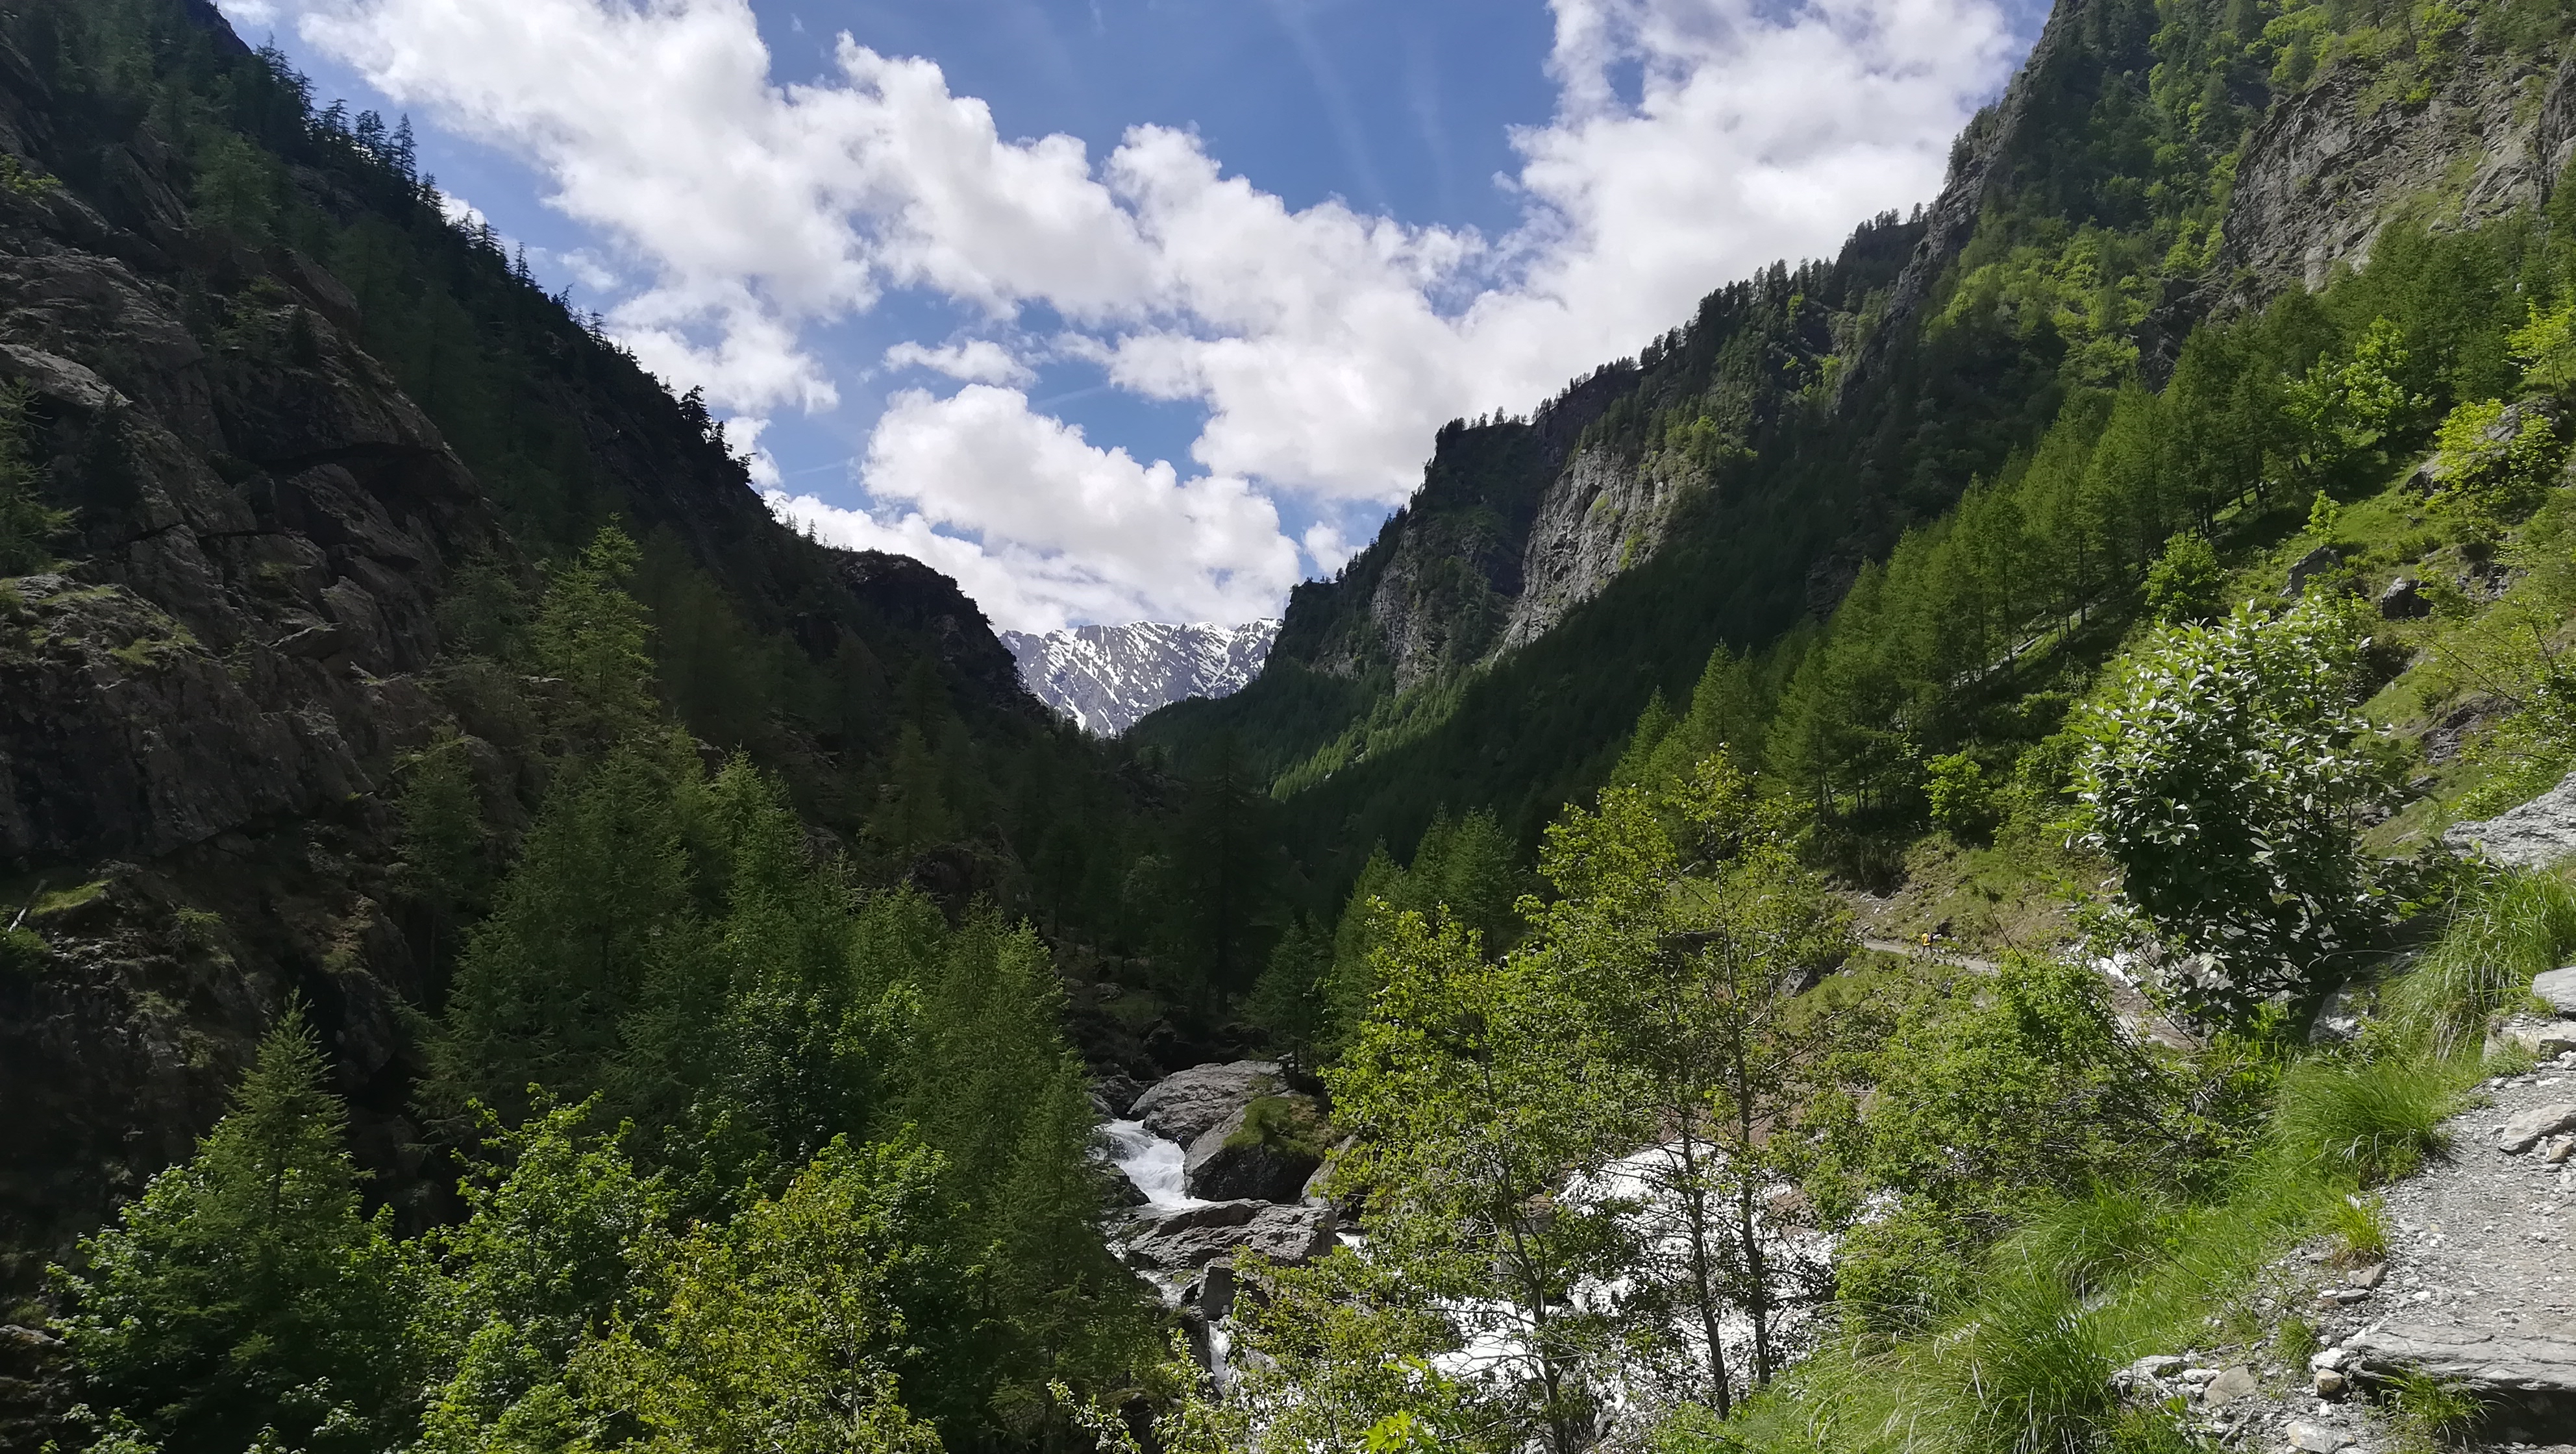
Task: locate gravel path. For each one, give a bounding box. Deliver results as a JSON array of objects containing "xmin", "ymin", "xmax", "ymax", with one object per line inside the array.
[{"xmin": 2167, "ymin": 1050, "xmax": 2576, "ymax": 1453}]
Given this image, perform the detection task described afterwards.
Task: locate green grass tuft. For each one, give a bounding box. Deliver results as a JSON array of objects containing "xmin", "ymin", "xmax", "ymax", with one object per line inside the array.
[
  {"xmin": 2386, "ymin": 869, "xmax": 2576, "ymax": 1053},
  {"xmin": 1998, "ymin": 1190, "xmax": 2174, "ymax": 1300},
  {"xmin": 2270, "ymin": 1055, "xmax": 2463, "ymax": 1185},
  {"xmin": 2318, "ymin": 1190, "xmax": 2390, "ymax": 1264},
  {"xmin": 0, "ymin": 924, "xmax": 47, "ymax": 976},
  {"xmin": 1955, "ymin": 1275, "xmax": 2118, "ymax": 1454},
  {"xmin": 2388, "ymin": 1370, "xmax": 2481, "ymax": 1451}
]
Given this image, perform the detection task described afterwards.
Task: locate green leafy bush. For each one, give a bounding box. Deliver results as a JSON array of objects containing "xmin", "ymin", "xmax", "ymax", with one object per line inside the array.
[
  {"xmin": 2074, "ymin": 594, "xmax": 2383, "ymax": 1020},
  {"xmin": 2427, "ymin": 398, "xmax": 2563, "ymax": 534},
  {"xmin": 1926, "ymin": 752, "xmax": 1999, "ymax": 837}
]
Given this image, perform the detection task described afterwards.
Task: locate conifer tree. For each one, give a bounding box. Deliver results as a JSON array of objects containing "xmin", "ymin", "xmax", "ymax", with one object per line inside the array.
[
  {"xmin": 871, "ymin": 724, "xmax": 958, "ymax": 854},
  {"xmin": 56, "ymin": 1007, "xmax": 424, "ymax": 1454},
  {"xmin": 397, "ymin": 729, "xmax": 488, "ymax": 973},
  {"xmin": 532, "ymin": 524, "xmax": 660, "ymax": 749},
  {"xmin": 1246, "ymin": 916, "xmax": 1333, "ymax": 1072},
  {"xmin": 428, "ymin": 735, "xmax": 701, "ymax": 1135}
]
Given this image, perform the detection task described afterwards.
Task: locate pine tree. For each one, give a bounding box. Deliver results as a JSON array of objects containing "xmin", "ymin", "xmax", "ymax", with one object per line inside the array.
[
  {"xmin": 871, "ymin": 724, "xmax": 958, "ymax": 854},
  {"xmin": 56, "ymin": 1007, "xmax": 425, "ymax": 1454},
  {"xmin": 531, "ymin": 524, "xmax": 660, "ymax": 750},
  {"xmin": 397, "ymin": 729, "xmax": 488, "ymax": 973},
  {"xmin": 1246, "ymin": 916, "xmax": 1333, "ymax": 1072},
  {"xmin": 428, "ymin": 735, "xmax": 701, "ymax": 1135}
]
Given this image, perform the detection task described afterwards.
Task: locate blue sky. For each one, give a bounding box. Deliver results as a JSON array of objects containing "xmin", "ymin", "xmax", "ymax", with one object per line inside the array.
[{"xmin": 223, "ymin": 0, "xmax": 2037, "ymax": 632}]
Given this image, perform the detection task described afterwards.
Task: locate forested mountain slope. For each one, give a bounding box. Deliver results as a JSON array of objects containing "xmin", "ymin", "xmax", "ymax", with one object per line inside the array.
[
  {"xmin": 1139, "ymin": 0, "xmax": 2576, "ymax": 882},
  {"xmin": 0, "ymin": 0, "xmax": 1193, "ymax": 1368}
]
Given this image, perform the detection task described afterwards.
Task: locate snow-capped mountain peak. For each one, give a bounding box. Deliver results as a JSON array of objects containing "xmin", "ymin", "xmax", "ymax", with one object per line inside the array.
[{"xmin": 1000, "ymin": 621, "xmax": 1279, "ymax": 736}]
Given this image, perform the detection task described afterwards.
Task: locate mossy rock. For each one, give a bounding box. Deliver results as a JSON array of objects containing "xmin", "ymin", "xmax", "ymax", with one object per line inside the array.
[
  {"xmin": 1226, "ymin": 1094, "xmax": 1332, "ymax": 1160},
  {"xmin": 1187, "ymin": 1094, "xmax": 1333, "ymax": 1202}
]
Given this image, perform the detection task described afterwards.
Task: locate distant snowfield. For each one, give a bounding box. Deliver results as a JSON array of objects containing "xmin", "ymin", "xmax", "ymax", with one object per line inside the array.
[{"xmin": 1002, "ymin": 620, "xmax": 1280, "ymax": 735}]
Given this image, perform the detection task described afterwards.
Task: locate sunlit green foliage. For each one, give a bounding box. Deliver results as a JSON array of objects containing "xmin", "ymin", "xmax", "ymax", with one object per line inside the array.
[{"xmin": 2074, "ymin": 594, "xmax": 2383, "ymax": 1019}]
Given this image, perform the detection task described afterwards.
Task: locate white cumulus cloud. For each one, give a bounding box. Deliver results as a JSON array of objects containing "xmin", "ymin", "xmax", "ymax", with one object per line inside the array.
[
  {"xmin": 273, "ymin": 0, "xmax": 2019, "ymax": 627},
  {"xmin": 768, "ymin": 386, "xmax": 1298, "ymax": 631},
  {"xmin": 882, "ymin": 339, "xmax": 1035, "ymax": 387}
]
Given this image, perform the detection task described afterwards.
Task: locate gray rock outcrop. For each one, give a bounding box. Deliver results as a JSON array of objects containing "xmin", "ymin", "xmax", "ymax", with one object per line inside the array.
[
  {"xmin": 2308, "ymin": 980, "xmax": 2370, "ymax": 1044},
  {"xmin": 1120, "ymin": 1200, "xmax": 1339, "ymax": 1273},
  {"xmin": 2497, "ymin": 1103, "xmax": 2576, "ymax": 1155},
  {"xmin": 1182, "ymin": 1102, "xmax": 1325, "ymax": 1203},
  {"xmin": 2215, "ymin": 44, "xmax": 2576, "ymax": 301},
  {"xmin": 2502, "ymin": 1017, "xmax": 2576, "ymax": 1057},
  {"xmin": 2536, "ymin": 968, "xmax": 2576, "ymax": 1015},
  {"xmin": 1130, "ymin": 1061, "xmax": 1284, "ymax": 1147},
  {"xmin": 2443, "ymin": 770, "xmax": 2576, "ymax": 868},
  {"xmin": 2285, "ymin": 545, "xmax": 2341, "ymax": 596},
  {"xmin": 1498, "ymin": 445, "xmax": 1704, "ymax": 654},
  {"xmin": 2342, "ymin": 1321, "xmax": 2576, "ymax": 1437}
]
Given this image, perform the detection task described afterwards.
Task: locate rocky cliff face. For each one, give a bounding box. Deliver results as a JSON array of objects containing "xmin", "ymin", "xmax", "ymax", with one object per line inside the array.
[
  {"xmin": 1498, "ymin": 445, "xmax": 1705, "ymax": 654},
  {"xmin": 1002, "ymin": 621, "xmax": 1278, "ymax": 736},
  {"xmin": 2217, "ymin": 53, "xmax": 2576, "ymax": 299},
  {"xmin": 1193, "ymin": 0, "xmax": 2576, "ymax": 811},
  {"xmin": 0, "ymin": 139, "xmax": 503, "ymax": 1300},
  {"xmin": 0, "ymin": 1, "xmax": 1044, "ymax": 1329}
]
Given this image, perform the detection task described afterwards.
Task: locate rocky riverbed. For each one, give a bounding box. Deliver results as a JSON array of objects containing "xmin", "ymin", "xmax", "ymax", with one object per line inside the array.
[{"xmin": 1092, "ymin": 1060, "xmax": 1345, "ymax": 1372}]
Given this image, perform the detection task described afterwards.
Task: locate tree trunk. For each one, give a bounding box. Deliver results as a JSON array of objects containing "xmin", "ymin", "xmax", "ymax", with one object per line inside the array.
[{"xmin": 1676, "ymin": 1118, "xmax": 1734, "ymax": 1417}]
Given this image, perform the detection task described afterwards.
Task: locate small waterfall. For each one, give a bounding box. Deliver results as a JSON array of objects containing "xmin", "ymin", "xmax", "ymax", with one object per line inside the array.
[{"xmin": 1098, "ymin": 1119, "xmax": 1209, "ymax": 1211}]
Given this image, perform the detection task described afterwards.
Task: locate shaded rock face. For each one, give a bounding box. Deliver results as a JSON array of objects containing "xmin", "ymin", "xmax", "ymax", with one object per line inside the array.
[
  {"xmin": 0, "ymin": 145, "xmax": 499, "ymax": 1298},
  {"xmin": 1129, "ymin": 1060, "xmax": 1283, "ymax": 1147},
  {"xmin": 835, "ymin": 551, "xmax": 1033, "ymax": 715},
  {"xmin": 1181, "ymin": 1101, "xmax": 1324, "ymax": 1203},
  {"xmin": 2284, "ymin": 545, "xmax": 2341, "ymax": 597}
]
